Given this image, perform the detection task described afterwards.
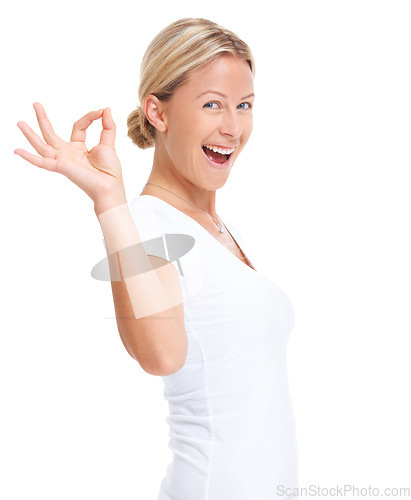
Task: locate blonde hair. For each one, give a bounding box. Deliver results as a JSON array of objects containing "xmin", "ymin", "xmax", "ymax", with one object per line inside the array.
[{"xmin": 127, "ymin": 18, "xmax": 255, "ymax": 149}]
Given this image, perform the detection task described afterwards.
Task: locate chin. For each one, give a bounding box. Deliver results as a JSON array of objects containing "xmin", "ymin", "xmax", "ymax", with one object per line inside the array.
[
  {"xmin": 189, "ymin": 171, "xmax": 230, "ymax": 192},
  {"xmin": 207, "ymin": 173, "xmax": 232, "ymax": 191}
]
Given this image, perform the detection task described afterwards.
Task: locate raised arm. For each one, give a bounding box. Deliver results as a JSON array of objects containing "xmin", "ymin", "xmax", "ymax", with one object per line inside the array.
[{"xmin": 15, "ymin": 103, "xmax": 187, "ymax": 376}]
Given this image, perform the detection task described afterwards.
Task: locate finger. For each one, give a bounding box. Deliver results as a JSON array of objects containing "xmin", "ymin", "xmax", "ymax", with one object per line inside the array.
[
  {"xmin": 14, "ymin": 148, "xmax": 57, "ymax": 171},
  {"xmin": 17, "ymin": 121, "xmax": 56, "ymax": 159},
  {"xmin": 33, "ymin": 102, "xmax": 65, "ymax": 149},
  {"xmin": 99, "ymin": 107, "xmax": 116, "ymax": 148},
  {"xmin": 71, "ymin": 109, "xmax": 104, "ymax": 143}
]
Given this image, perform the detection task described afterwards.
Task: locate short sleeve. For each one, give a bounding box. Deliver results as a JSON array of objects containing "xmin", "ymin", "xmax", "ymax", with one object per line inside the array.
[
  {"xmin": 128, "ymin": 197, "xmax": 204, "ymax": 299},
  {"xmin": 128, "ymin": 197, "xmax": 179, "ymax": 273}
]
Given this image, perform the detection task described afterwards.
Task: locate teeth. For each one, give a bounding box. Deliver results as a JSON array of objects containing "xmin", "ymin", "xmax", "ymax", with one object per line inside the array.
[{"xmin": 204, "ymin": 144, "xmax": 235, "ymax": 155}]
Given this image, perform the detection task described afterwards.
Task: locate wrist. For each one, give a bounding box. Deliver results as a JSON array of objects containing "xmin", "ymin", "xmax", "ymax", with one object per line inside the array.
[{"xmin": 94, "ymin": 187, "xmax": 127, "ymax": 217}]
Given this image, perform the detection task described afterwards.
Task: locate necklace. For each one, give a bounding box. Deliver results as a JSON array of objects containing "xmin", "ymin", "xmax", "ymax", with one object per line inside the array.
[{"xmin": 144, "ymin": 182, "xmax": 225, "ymax": 233}]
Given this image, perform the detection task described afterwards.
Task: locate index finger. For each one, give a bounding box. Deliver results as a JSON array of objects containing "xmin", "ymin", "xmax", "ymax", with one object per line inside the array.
[{"xmin": 70, "ymin": 109, "xmax": 104, "ymax": 143}]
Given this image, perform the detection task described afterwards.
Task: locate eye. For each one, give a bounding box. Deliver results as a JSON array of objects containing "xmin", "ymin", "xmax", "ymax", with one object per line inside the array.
[
  {"xmin": 203, "ymin": 101, "xmax": 219, "ymax": 109},
  {"xmin": 238, "ymin": 102, "xmax": 252, "ymax": 110}
]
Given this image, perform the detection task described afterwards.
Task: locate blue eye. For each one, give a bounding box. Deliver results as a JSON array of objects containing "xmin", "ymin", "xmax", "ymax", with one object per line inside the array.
[
  {"xmin": 238, "ymin": 102, "xmax": 252, "ymax": 110},
  {"xmin": 203, "ymin": 101, "xmax": 252, "ymax": 110},
  {"xmin": 203, "ymin": 101, "xmax": 219, "ymax": 109}
]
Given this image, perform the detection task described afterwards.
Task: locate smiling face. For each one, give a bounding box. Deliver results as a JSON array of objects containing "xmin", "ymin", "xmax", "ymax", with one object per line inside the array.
[{"xmin": 151, "ymin": 54, "xmax": 255, "ymax": 194}]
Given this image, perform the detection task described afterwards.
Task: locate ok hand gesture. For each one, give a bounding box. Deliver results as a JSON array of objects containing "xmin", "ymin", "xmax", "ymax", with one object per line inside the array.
[{"xmin": 15, "ymin": 103, "xmax": 126, "ymax": 212}]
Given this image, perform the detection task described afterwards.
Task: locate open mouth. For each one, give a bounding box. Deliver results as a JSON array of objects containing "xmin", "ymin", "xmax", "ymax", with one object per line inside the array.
[{"xmin": 201, "ymin": 145, "xmax": 233, "ymax": 166}]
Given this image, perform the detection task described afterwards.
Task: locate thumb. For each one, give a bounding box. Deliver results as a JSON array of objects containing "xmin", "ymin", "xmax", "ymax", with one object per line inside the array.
[{"xmin": 99, "ymin": 107, "xmax": 116, "ymax": 147}]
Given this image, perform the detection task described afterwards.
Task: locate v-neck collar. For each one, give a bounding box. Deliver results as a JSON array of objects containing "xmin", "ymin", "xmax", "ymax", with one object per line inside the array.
[{"xmin": 138, "ymin": 195, "xmax": 258, "ymax": 273}]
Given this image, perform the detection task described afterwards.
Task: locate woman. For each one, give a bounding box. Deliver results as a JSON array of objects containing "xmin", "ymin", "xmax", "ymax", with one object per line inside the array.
[{"xmin": 15, "ymin": 17, "xmax": 299, "ymax": 500}]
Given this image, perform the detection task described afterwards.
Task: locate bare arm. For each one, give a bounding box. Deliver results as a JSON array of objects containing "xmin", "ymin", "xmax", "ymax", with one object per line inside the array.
[
  {"xmin": 15, "ymin": 103, "xmax": 187, "ymax": 376},
  {"xmin": 95, "ymin": 198, "xmax": 187, "ymax": 376}
]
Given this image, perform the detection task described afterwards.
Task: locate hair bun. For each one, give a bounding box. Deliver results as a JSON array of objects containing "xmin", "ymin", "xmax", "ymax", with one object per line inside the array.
[{"xmin": 126, "ymin": 105, "xmax": 155, "ymax": 150}]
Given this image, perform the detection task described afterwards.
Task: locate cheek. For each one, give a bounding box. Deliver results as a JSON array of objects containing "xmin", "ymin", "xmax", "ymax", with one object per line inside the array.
[
  {"xmin": 242, "ymin": 119, "xmax": 253, "ymax": 144},
  {"xmin": 167, "ymin": 128, "xmax": 201, "ymax": 167},
  {"xmin": 166, "ymin": 120, "xmax": 193, "ymax": 155},
  {"xmin": 240, "ymin": 118, "xmax": 253, "ymax": 140},
  {"xmin": 244, "ymin": 112, "xmax": 253, "ymax": 131}
]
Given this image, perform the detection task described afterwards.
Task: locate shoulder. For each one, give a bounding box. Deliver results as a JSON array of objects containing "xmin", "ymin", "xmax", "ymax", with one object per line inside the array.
[
  {"xmin": 128, "ymin": 196, "xmax": 200, "ymax": 289},
  {"xmin": 128, "ymin": 195, "xmax": 159, "ymax": 218},
  {"xmin": 128, "ymin": 196, "xmax": 187, "ymax": 236}
]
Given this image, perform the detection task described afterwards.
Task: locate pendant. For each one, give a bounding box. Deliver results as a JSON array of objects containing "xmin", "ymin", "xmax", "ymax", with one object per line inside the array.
[{"xmin": 215, "ymin": 214, "xmax": 224, "ymax": 232}]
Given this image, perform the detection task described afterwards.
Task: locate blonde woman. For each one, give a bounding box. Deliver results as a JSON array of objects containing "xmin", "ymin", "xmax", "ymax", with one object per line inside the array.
[{"xmin": 15, "ymin": 18, "xmax": 299, "ymax": 500}]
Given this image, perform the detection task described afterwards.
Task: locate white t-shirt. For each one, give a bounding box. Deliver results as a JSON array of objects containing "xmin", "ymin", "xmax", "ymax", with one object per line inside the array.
[{"xmin": 128, "ymin": 194, "xmax": 299, "ymax": 500}]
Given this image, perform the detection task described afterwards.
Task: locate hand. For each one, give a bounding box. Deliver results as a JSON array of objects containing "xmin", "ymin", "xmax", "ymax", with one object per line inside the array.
[{"xmin": 14, "ymin": 103, "xmax": 126, "ymax": 207}]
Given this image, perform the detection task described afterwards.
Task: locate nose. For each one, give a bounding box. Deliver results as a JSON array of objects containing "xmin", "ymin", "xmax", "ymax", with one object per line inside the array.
[{"xmin": 219, "ymin": 108, "xmax": 242, "ymax": 139}]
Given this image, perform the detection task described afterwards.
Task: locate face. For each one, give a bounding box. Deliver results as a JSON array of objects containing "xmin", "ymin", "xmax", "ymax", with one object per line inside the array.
[{"xmin": 154, "ymin": 54, "xmax": 254, "ymax": 191}]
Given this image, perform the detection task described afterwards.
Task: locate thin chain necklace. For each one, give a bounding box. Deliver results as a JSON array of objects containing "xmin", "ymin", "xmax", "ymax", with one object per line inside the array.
[{"xmin": 144, "ymin": 182, "xmax": 225, "ymax": 233}]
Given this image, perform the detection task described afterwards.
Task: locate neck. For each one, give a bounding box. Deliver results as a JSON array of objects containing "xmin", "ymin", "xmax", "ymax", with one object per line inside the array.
[{"xmin": 144, "ymin": 145, "xmax": 218, "ymax": 218}]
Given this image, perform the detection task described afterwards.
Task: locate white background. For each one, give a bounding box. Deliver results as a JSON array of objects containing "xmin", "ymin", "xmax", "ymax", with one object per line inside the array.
[{"xmin": 1, "ymin": 1, "xmax": 410, "ymax": 498}]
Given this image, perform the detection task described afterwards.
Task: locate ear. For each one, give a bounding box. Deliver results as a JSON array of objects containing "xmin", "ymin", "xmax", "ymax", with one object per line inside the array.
[{"xmin": 144, "ymin": 95, "xmax": 168, "ymax": 133}]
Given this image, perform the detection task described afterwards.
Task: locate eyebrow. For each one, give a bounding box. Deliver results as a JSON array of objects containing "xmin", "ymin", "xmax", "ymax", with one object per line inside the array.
[{"xmin": 196, "ymin": 90, "xmax": 255, "ymax": 100}]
